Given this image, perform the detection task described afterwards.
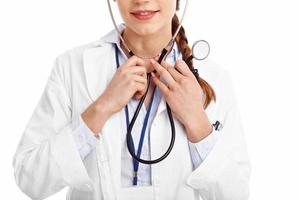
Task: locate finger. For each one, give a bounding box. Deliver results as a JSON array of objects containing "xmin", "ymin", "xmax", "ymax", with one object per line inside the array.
[
  {"xmin": 174, "ymin": 60, "xmax": 193, "ymax": 77},
  {"xmin": 128, "ymin": 66, "xmax": 147, "ymax": 77},
  {"xmin": 134, "ymin": 82, "xmax": 147, "ymax": 93},
  {"xmin": 122, "ymin": 55, "xmax": 145, "ymax": 68},
  {"xmin": 132, "ymin": 74, "xmax": 147, "ymax": 85},
  {"xmin": 150, "ymin": 59, "xmax": 177, "ymax": 89},
  {"xmin": 161, "ymin": 60, "xmax": 183, "ymax": 82},
  {"xmin": 151, "ymin": 72, "xmax": 169, "ymax": 95}
]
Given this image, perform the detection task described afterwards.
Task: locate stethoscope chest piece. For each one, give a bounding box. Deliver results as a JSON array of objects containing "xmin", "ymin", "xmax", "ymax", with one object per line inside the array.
[{"xmin": 185, "ymin": 39, "xmax": 211, "ymax": 68}]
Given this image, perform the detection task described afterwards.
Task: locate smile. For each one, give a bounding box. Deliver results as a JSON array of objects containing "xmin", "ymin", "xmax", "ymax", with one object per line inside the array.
[{"xmin": 130, "ymin": 10, "xmax": 159, "ymax": 21}]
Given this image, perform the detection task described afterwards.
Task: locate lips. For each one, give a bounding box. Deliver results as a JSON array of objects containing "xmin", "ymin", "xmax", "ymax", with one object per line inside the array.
[
  {"xmin": 130, "ymin": 10, "xmax": 159, "ymax": 20},
  {"xmin": 131, "ymin": 10, "xmax": 159, "ymax": 15}
]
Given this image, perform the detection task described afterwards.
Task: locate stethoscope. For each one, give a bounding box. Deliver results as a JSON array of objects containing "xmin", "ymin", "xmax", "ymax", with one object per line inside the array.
[{"xmin": 107, "ymin": 0, "xmax": 210, "ymax": 165}]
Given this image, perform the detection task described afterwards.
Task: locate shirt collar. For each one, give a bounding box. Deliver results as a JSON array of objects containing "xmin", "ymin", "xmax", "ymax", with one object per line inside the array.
[{"xmin": 101, "ymin": 23, "xmax": 180, "ymax": 60}]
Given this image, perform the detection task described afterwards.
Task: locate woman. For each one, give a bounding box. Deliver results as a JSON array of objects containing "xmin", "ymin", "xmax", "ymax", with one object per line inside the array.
[{"xmin": 13, "ymin": 0, "xmax": 251, "ymax": 199}]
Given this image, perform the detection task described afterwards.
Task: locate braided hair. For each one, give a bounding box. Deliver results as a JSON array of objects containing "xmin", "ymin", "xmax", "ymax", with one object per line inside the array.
[{"xmin": 174, "ymin": 0, "xmax": 216, "ymax": 109}]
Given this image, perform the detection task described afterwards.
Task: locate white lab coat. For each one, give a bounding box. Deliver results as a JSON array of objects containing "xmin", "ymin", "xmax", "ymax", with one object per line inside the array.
[{"xmin": 13, "ymin": 27, "xmax": 251, "ymax": 200}]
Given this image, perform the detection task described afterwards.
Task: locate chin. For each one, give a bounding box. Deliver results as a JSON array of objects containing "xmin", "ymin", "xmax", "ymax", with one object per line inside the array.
[{"xmin": 129, "ymin": 22, "xmax": 162, "ymax": 36}]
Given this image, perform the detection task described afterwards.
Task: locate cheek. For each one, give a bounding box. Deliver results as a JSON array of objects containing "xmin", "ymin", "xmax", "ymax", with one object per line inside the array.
[
  {"xmin": 161, "ymin": 1, "xmax": 177, "ymax": 21},
  {"xmin": 116, "ymin": 2, "xmax": 130, "ymax": 22}
]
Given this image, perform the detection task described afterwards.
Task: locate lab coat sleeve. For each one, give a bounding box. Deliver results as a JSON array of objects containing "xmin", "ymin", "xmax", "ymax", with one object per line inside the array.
[
  {"xmin": 188, "ymin": 129, "xmax": 219, "ymax": 168},
  {"xmin": 12, "ymin": 54, "xmax": 95, "ymax": 200},
  {"xmin": 186, "ymin": 71, "xmax": 251, "ymax": 200},
  {"xmin": 73, "ymin": 114, "xmax": 100, "ymax": 160}
]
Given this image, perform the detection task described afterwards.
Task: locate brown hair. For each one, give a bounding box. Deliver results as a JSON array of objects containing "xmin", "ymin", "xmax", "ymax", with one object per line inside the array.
[{"xmin": 173, "ymin": 0, "xmax": 216, "ymax": 109}]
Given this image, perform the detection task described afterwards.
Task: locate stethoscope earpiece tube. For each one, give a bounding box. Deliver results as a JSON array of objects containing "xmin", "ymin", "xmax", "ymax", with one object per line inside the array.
[{"xmin": 157, "ymin": 48, "xmax": 169, "ymax": 64}]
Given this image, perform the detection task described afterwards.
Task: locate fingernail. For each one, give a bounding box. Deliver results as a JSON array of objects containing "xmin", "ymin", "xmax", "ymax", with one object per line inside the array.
[
  {"xmin": 150, "ymin": 59, "xmax": 155, "ymax": 64},
  {"xmin": 151, "ymin": 72, "xmax": 156, "ymax": 77}
]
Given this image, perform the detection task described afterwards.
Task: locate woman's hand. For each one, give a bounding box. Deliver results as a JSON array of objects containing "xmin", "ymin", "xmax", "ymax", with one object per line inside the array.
[
  {"xmin": 82, "ymin": 56, "xmax": 148, "ymax": 135},
  {"xmin": 97, "ymin": 55, "xmax": 149, "ymax": 115},
  {"xmin": 150, "ymin": 59, "xmax": 213, "ymax": 143}
]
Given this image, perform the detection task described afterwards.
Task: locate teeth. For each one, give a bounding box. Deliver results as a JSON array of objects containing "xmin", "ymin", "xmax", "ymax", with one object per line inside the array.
[
  {"xmin": 139, "ymin": 12, "xmax": 150, "ymax": 15},
  {"xmin": 135, "ymin": 11, "xmax": 155, "ymax": 15}
]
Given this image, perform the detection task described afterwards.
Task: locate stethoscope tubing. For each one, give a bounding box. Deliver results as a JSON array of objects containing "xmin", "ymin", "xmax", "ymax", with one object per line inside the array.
[
  {"xmin": 106, "ymin": 0, "xmax": 189, "ymax": 58},
  {"xmin": 125, "ymin": 71, "xmax": 176, "ymax": 165},
  {"xmin": 107, "ymin": 0, "xmax": 190, "ymax": 164}
]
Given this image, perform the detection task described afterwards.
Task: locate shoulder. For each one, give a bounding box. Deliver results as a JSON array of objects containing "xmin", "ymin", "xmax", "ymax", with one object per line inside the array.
[
  {"xmin": 195, "ymin": 58, "xmax": 237, "ymax": 110},
  {"xmin": 55, "ymin": 25, "xmax": 119, "ymax": 62},
  {"xmin": 51, "ymin": 36, "xmax": 113, "ymax": 76},
  {"xmin": 196, "ymin": 58, "xmax": 230, "ymax": 85},
  {"xmin": 55, "ymin": 38, "xmax": 110, "ymax": 64}
]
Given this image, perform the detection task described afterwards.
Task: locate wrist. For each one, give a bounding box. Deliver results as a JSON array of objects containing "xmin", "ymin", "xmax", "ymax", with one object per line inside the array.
[
  {"xmin": 95, "ymin": 97, "xmax": 113, "ymax": 119},
  {"xmin": 81, "ymin": 98, "xmax": 112, "ymax": 136},
  {"xmin": 185, "ymin": 119, "xmax": 213, "ymax": 143}
]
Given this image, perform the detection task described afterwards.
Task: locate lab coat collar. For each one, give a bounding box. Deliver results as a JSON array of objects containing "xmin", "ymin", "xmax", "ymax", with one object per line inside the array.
[{"xmin": 101, "ymin": 23, "xmax": 125, "ymax": 44}]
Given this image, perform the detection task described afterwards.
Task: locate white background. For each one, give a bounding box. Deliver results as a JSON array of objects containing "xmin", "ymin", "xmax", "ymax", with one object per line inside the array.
[{"xmin": 1, "ymin": 0, "xmax": 299, "ymax": 199}]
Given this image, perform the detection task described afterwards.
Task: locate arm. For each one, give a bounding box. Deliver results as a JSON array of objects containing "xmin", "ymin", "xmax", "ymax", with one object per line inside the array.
[
  {"xmin": 186, "ymin": 71, "xmax": 251, "ymax": 200},
  {"xmin": 73, "ymin": 91, "xmax": 113, "ymax": 160},
  {"xmin": 188, "ymin": 129, "xmax": 219, "ymax": 168},
  {"xmin": 71, "ymin": 114, "xmax": 100, "ymax": 160},
  {"xmin": 12, "ymin": 54, "xmax": 106, "ymax": 199}
]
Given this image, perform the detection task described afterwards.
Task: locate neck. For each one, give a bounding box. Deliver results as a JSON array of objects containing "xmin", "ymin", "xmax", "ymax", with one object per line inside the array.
[{"xmin": 121, "ymin": 24, "xmax": 172, "ymax": 59}]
